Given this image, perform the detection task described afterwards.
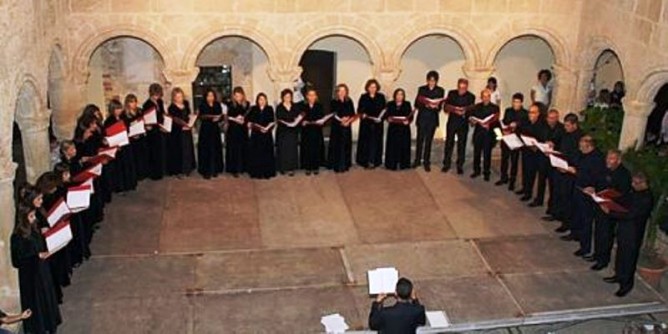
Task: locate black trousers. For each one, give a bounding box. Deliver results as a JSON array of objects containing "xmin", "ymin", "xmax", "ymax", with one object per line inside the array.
[
  {"xmin": 574, "ymin": 192, "xmax": 596, "ymax": 253},
  {"xmin": 553, "ymin": 173, "xmax": 576, "ymax": 225},
  {"xmin": 615, "ymin": 219, "xmax": 648, "ymax": 290},
  {"xmin": 472, "ymin": 132, "xmax": 493, "ymax": 176},
  {"xmin": 520, "ymin": 150, "xmax": 540, "ymax": 197},
  {"xmin": 535, "ymin": 156, "xmax": 551, "ymax": 204},
  {"xmin": 443, "ymin": 123, "xmax": 469, "ymax": 169},
  {"xmin": 415, "ymin": 122, "xmax": 437, "ymax": 165},
  {"xmin": 593, "ymin": 211, "xmax": 615, "ymax": 265},
  {"xmin": 499, "ymin": 143, "xmax": 520, "ymax": 183}
]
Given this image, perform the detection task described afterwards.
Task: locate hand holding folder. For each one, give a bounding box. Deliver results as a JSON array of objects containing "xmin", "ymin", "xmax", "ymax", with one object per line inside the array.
[
  {"xmin": 128, "ymin": 120, "xmax": 146, "ymax": 137},
  {"xmin": 46, "ymin": 198, "xmax": 71, "ymax": 227},
  {"xmin": 143, "ymin": 108, "xmax": 158, "ymax": 125},
  {"xmin": 105, "ymin": 121, "xmax": 129, "ymax": 147},
  {"xmin": 43, "ymin": 220, "xmax": 73, "ymax": 255}
]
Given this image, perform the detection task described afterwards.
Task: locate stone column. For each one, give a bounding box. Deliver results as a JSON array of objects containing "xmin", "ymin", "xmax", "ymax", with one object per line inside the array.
[
  {"xmin": 620, "ymin": 100, "xmax": 653, "ymax": 150},
  {"xmin": 268, "ymin": 67, "xmax": 302, "ymax": 101},
  {"xmin": 551, "ymin": 64, "xmax": 579, "ymax": 113},
  {"xmin": 20, "ymin": 122, "xmax": 51, "ymax": 183},
  {"xmin": 51, "ymin": 73, "xmax": 88, "ymax": 141},
  {"xmin": 376, "ymin": 67, "xmax": 401, "ymax": 96},
  {"xmin": 0, "ymin": 161, "xmax": 19, "ymax": 313},
  {"xmin": 164, "ymin": 68, "xmax": 199, "ymax": 104},
  {"xmin": 573, "ymin": 68, "xmax": 596, "ymax": 112}
]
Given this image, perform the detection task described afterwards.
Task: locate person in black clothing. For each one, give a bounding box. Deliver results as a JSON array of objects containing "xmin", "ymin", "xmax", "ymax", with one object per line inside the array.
[
  {"xmin": 329, "ymin": 84, "xmax": 356, "ymax": 172},
  {"xmin": 549, "ymin": 113, "xmax": 585, "ymax": 231},
  {"xmin": 246, "ymin": 93, "xmax": 276, "ymax": 179},
  {"xmin": 124, "ymin": 94, "xmax": 149, "ymax": 181},
  {"xmin": 197, "ymin": 89, "xmax": 224, "ymax": 179},
  {"xmin": 469, "ymin": 89, "xmax": 500, "ymax": 181},
  {"xmin": 300, "ymin": 88, "xmax": 328, "ymax": 175},
  {"xmin": 369, "ymin": 277, "xmax": 426, "ymax": 334},
  {"xmin": 385, "ymin": 88, "xmax": 413, "ymax": 170},
  {"xmin": 356, "ymin": 79, "xmax": 387, "ymax": 169},
  {"xmin": 531, "ymin": 109, "xmax": 564, "ymax": 208},
  {"xmin": 413, "ymin": 71, "xmax": 445, "ymax": 172},
  {"xmin": 442, "ymin": 78, "xmax": 476, "ymax": 174},
  {"xmin": 225, "ymin": 87, "xmax": 250, "ymax": 177},
  {"xmin": 564, "ymin": 135, "xmax": 607, "ymax": 257},
  {"xmin": 587, "ymin": 149, "xmax": 632, "ymax": 271},
  {"xmin": 602, "ymin": 173, "xmax": 654, "ymax": 297},
  {"xmin": 142, "ymin": 83, "xmax": 168, "ymax": 181},
  {"xmin": 167, "ymin": 87, "xmax": 196, "ymax": 177},
  {"xmin": 275, "ymin": 89, "xmax": 302, "ymax": 176},
  {"xmin": 496, "ymin": 93, "xmax": 528, "ymax": 190},
  {"xmin": 104, "ymin": 99, "xmax": 137, "ymax": 192},
  {"xmin": 516, "ymin": 103, "xmax": 547, "ymax": 202}
]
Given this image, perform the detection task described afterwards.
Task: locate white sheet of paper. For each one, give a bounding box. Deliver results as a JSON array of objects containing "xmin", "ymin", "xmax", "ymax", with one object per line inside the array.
[
  {"xmin": 128, "ymin": 120, "xmax": 146, "ymax": 137},
  {"xmin": 471, "ymin": 114, "xmax": 495, "ymax": 124},
  {"xmin": 426, "ymin": 311, "xmax": 450, "ymax": 328},
  {"xmin": 502, "ymin": 134, "xmax": 525, "ymax": 150},
  {"xmin": 160, "ymin": 115, "xmax": 173, "ymax": 133},
  {"xmin": 89, "ymin": 163, "xmax": 103, "ymax": 176},
  {"xmin": 520, "ymin": 135, "xmax": 539, "ymax": 147},
  {"xmin": 99, "ymin": 147, "xmax": 118, "ymax": 158},
  {"xmin": 549, "ymin": 154, "xmax": 569, "ymax": 169},
  {"xmin": 47, "ymin": 200, "xmax": 70, "ymax": 227},
  {"xmin": 143, "ymin": 109, "xmax": 158, "ymax": 125},
  {"xmin": 81, "ymin": 177, "xmax": 95, "ymax": 194},
  {"xmin": 536, "ymin": 142, "xmax": 553, "ymax": 154},
  {"xmin": 106, "ymin": 131, "xmax": 129, "ymax": 147},
  {"xmin": 320, "ymin": 313, "xmax": 349, "ymax": 334},
  {"xmin": 368, "ymin": 267, "xmax": 399, "ymax": 295},
  {"xmin": 67, "ymin": 187, "xmax": 91, "ymax": 212},
  {"xmin": 45, "ymin": 223, "xmax": 73, "ymax": 254}
]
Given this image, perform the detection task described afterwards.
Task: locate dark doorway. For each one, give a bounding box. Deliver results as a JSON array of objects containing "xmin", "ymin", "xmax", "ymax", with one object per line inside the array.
[
  {"xmin": 645, "ymin": 83, "xmax": 668, "ymax": 145},
  {"xmin": 12, "ymin": 122, "xmax": 27, "ymax": 205},
  {"xmin": 299, "ymin": 50, "xmax": 336, "ymax": 115}
]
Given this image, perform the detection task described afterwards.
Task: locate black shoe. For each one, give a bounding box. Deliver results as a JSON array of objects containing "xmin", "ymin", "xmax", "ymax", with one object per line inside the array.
[
  {"xmin": 590, "ymin": 263, "xmax": 607, "ymax": 271},
  {"xmin": 528, "ymin": 201, "xmax": 542, "ymax": 207},
  {"xmin": 583, "ymin": 255, "xmax": 596, "ymax": 262},
  {"xmin": 314, "ymin": 170, "xmax": 320, "ymax": 175},
  {"xmin": 305, "ymin": 171, "xmax": 311, "ymax": 176},
  {"xmin": 441, "ymin": 166, "xmax": 451, "ymax": 173},
  {"xmin": 495, "ymin": 179, "xmax": 508, "ymax": 186},
  {"xmin": 470, "ymin": 172, "xmax": 480, "ymax": 179},
  {"xmin": 573, "ymin": 249, "xmax": 588, "ymax": 257},
  {"xmin": 412, "ymin": 161, "xmax": 421, "ymax": 169},
  {"xmin": 541, "ymin": 216, "xmax": 556, "ymax": 222},
  {"xmin": 508, "ymin": 183, "xmax": 515, "ymax": 191},
  {"xmin": 424, "ymin": 164, "xmax": 431, "ymax": 172},
  {"xmin": 203, "ymin": 175, "xmax": 212, "ymax": 180},
  {"xmin": 456, "ymin": 168, "xmax": 464, "ymax": 175},
  {"xmin": 483, "ymin": 174, "xmax": 490, "ymax": 182},
  {"xmin": 520, "ymin": 195, "xmax": 531, "ymax": 202},
  {"xmin": 615, "ymin": 286, "xmax": 632, "ymax": 297},
  {"xmin": 560, "ymin": 234, "xmax": 577, "ymax": 241},
  {"xmin": 555, "ymin": 225, "xmax": 569, "ymax": 233},
  {"xmin": 515, "ymin": 189, "xmax": 525, "ymax": 195},
  {"xmin": 288, "ymin": 172, "xmax": 295, "ymax": 177},
  {"xmin": 603, "ymin": 276, "xmax": 619, "ymax": 283}
]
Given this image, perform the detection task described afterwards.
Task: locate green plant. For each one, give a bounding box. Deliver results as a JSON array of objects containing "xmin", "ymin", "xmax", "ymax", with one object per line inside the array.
[{"xmin": 580, "ymin": 106, "xmax": 624, "ymax": 153}]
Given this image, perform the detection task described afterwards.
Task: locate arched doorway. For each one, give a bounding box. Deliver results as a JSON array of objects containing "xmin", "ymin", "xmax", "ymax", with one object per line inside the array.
[
  {"xmin": 492, "ymin": 35, "xmax": 556, "ymax": 109},
  {"xmin": 588, "ymin": 49, "xmax": 624, "ymax": 107},
  {"xmin": 395, "ymin": 34, "xmax": 467, "ymax": 139},
  {"xmin": 194, "ymin": 36, "xmax": 272, "ymax": 107},
  {"xmin": 645, "ymin": 83, "xmax": 668, "ymax": 145},
  {"xmin": 87, "ymin": 37, "xmax": 166, "ymax": 111}
]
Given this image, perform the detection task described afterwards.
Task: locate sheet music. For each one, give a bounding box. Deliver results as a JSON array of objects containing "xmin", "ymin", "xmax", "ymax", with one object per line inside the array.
[
  {"xmin": 106, "ymin": 131, "xmax": 129, "ymax": 147},
  {"xmin": 44, "ymin": 222, "xmax": 73, "ymax": 254},
  {"xmin": 520, "ymin": 135, "xmax": 539, "ymax": 147},
  {"xmin": 143, "ymin": 109, "xmax": 158, "ymax": 125},
  {"xmin": 47, "ymin": 199, "xmax": 70, "ymax": 227},
  {"xmin": 128, "ymin": 120, "xmax": 146, "ymax": 137},
  {"xmin": 368, "ymin": 267, "xmax": 399, "ymax": 295},
  {"xmin": 502, "ymin": 134, "xmax": 525, "ymax": 150},
  {"xmin": 426, "ymin": 311, "xmax": 450, "ymax": 328},
  {"xmin": 549, "ymin": 154, "xmax": 569, "ymax": 169},
  {"xmin": 536, "ymin": 142, "xmax": 553, "ymax": 154},
  {"xmin": 470, "ymin": 114, "xmax": 495, "ymax": 124},
  {"xmin": 99, "ymin": 147, "xmax": 118, "ymax": 158},
  {"xmin": 160, "ymin": 115, "xmax": 173, "ymax": 133},
  {"xmin": 67, "ymin": 186, "xmax": 91, "ymax": 212}
]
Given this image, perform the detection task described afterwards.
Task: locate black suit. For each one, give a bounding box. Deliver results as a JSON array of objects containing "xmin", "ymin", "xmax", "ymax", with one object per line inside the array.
[
  {"xmin": 573, "ymin": 149, "xmax": 607, "ymax": 254},
  {"xmin": 443, "ymin": 90, "xmax": 475, "ymax": 170},
  {"xmin": 499, "ymin": 107, "xmax": 528, "ymax": 186},
  {"xmin": 414, "ymin": 85, "xmax": 445, "ymax": 165},
  {"xmin": 592, "ymin": 164, "xmax": 632, "ymax": 266},
  {"xmin": 470, "ymin": 102, "xmax": 499, "ymax": 176},
  {"xmin": 552, "ymin": 129, "xmax": 583, "ymax": 225},
  {"xmin": 369, "ymin": 300, "xmax": 426, "ymax": 334},
  {"xmin": 536, "ymin": 122, "xmax": 564, "ymax": 205}
]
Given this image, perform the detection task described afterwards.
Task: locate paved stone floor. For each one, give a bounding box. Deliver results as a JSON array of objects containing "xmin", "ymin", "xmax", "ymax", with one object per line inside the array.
[{"xmin": 59, "ymin": 160, "xmax": 667, "ymax": 333}]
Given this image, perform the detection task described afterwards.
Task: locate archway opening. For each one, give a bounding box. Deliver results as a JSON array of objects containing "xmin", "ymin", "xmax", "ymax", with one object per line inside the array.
[
  {"xmin": 87, "ymin": 37, "xmax": 166, "ymax": 112},
  {"xmin": 588, "ymin": 49, "xmax": 624, "ymax": 107},
  {"xmin": 12, "ymin": 122, "xmax": 27, "ymax": 204},
  {"xmin": 395, "ymin": 34, "xmax": 467, "ymax": 138},
  {"xmin": 492, "ymin": 35, "xmax": 555, "ymax": 109},
  {"xmin": 195, "ymin": 36, "xmax": 272, "ymax": 108},
  {"xmin": 645, "ymin": 83, "xmax": 668, "ymax": 145}
]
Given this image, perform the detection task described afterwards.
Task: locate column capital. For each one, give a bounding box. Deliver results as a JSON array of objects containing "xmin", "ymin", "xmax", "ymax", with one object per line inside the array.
[
  {"xmin": 268, "ymin": 67, "xmax": 302, "ymax": 84},
  {"xmin": 163, "ymin": 68, "xmax": 200, "ymax": 86},
  {"xmin": 462, "ymin": 66, "xmax": 495, "ymax": 79},
  {"xmin": 623, "ymin": 100, "xmax": 655, "ymax": 117},
  {"xmin": 0, "ymin": 160, "xmax": 17, "ymax": 183}
]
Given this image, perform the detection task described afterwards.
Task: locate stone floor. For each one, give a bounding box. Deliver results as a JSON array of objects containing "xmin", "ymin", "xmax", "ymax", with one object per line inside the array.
[{"xmin": 59, "ymin": 162, "xmax": 667, "ymax": 333}]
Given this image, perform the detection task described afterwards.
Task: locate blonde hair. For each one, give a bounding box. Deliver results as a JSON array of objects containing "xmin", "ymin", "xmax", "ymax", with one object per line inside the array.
[{"xmin": 171, "ymin": 87, "xmax": 185, "ymax": 102}]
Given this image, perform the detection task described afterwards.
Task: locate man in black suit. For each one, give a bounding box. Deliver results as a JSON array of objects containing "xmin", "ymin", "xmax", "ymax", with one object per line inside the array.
[
  {"xmin": 369, "ymin": 278, "xmax": 426, "ymax": 334},
  {"xmin": 442, "ymin": 79, "xmax": 475, "ymax": 174},
  {"xmin": 413, "ymin": 71, "xmax": 445, "ymax": 172}
]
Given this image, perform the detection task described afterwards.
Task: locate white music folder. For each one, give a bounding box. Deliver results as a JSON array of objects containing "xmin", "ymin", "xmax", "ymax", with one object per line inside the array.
[
  {"xmin": 426, "ymin": 311, "xmax": 450, "ymax": 328},
  {"xmin": 367, "ymin": 267, "xmax": 399, "ymax": 295}
]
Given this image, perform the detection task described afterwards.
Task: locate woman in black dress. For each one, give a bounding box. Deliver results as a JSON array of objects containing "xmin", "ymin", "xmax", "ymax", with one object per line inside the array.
[
  {"xmin": 328, "ymin": 84, "xmax": 356, "ymax": 173},
  {"xmin": 385, "ymin": 88, "xmax": 413, "ymax": 170},
  {"xmin": 275, "ymin": 89, "xmax": 302, "ymax": 176},
  {"xmin": 224, "ymin": 87, "xmax": 249, "ymax": 177},
  {"xmin": 197, "ymin": 89, "xmax": 224, "ymax": 179},
  {"xmin": 104, "ymin": 99, "xmax": 137, "ymax": 192},
  {"xmin": 124, "ymin": 94, "xmax": 149, "ymax": 181},
  {"xmin": 11, "ymin": 206, "xmax": 62, "ymax": 334},
  {"xmin": 167, "ymin": 87, "xmax": 196, "ymax": 177},
  {"xmin": 356, "ymin": 79, "xmax": 387, "ymax": 169},
  {"xmin": 142, "ymin": 83, "xmax": 167, "ymax": 181},
  {"xmin": 301, "ymin": 88, "xmax": 329, "ymax": 175},
  {"xmin": 246, "ymin": 93, "xmax": 276, "ymax": 179}
]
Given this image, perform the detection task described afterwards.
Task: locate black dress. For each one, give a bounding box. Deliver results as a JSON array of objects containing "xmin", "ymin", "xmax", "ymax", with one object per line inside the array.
[
  {"xmin": 167, "ymin": 102, "xmax": 196, "ymax": 176},
  {"xmin": 275, "ymin": 102, "xmax": 301, "ymax": 173},
  {"xmin": 103, "ymin": 115, "xmax": 137, "ymax": 192},
  {"xmin": 142, "ymin": 99, "xmax": 167, "ymax": 180},
  {"xmin": 41, "ymin": 192, "xmax": 72, "ymax": 305},
  {"xmin": 197, "ymin": 102, "xmax": 224, "ymax": 178},
  {"xmin": 300, "ymin": 103, "xmax": 327, "ymax": 171},
  {"xmin": 126, "ymin": 109, "xmax": 150, "ymax": 181},
  {"xmin": 328, "ymin": 98, "xmax": 355, "ymax": 172},
  {"xmin": 385, "ymin": 101, "xmax": 413, "ymax": 170},
  {"xmin": 247, "ymin": 106, "xmax": 276, "ymax": 179},
  {"xmin": 11, "ymin": 230, "xmax": 62, "ymax": 334},
  {"xmin": 356, "ymin": 93, "xmax": 386, "ymax": 167},
  {"xmin": 225, "ymin": 101, "xmax": 249, "ymax": 175}
]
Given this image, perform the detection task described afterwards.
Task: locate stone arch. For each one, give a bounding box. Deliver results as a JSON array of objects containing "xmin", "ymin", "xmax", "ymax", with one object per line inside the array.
[
  {"xmin": 579, "ymin": 36, "xmax": 626, "ymax": 76},
  {"xmin": 484, "ymin": 28, "xmax": 570, "ymax": 69},
  {"xmin": 182, "ymin": 25, "xmax": 281, "ymax": 77},
  {"xmin": 48, "ymin": 44, "xmax": 67, "ymax": 139},
  {"xmin": 390, "ymin": 25, "xmax": 482, "ymax": 71},
  {"xmin": 288, "ymin": 25, "xmax": 384, "ymax": 76},
  {"xmin": 13, "ymin": 76, "xmax": 48, "ymax": 132},
  {"xmin": 72, "ymin": 25, "xmax": 175, "ymax": 82},
  {"xmin": 636, "ymin": 67, "xmax": 668, "ymax": 103}
]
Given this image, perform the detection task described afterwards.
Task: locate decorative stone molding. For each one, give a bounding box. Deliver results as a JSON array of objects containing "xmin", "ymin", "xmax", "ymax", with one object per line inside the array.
[
  {"xmin": 634, "ymin": 67, "xmax": 668, "ymax": 102},
  {"xmin": 268, "ymin": 67, "xmax": 303, "ymax": 84},
  {"xmin": 462, "ymin": 66, "xmax": 495, "ymax": 93}
]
